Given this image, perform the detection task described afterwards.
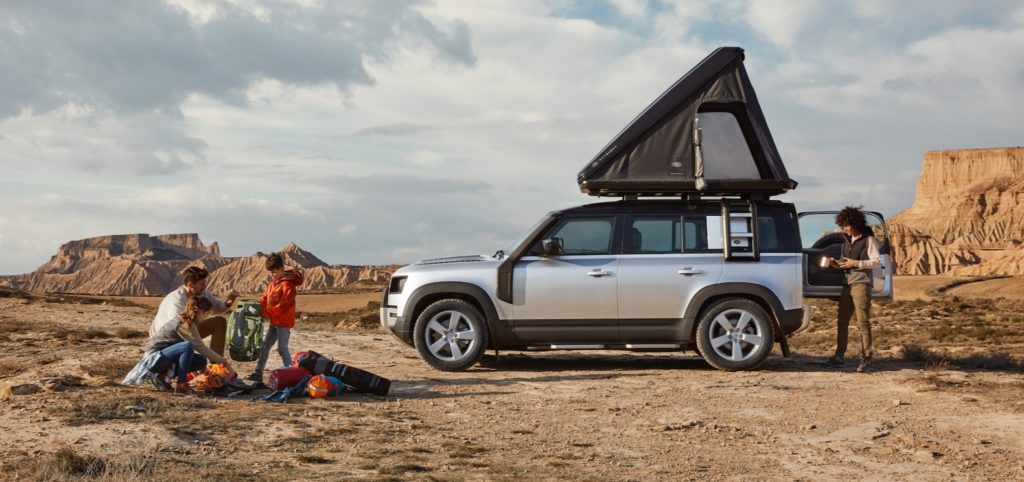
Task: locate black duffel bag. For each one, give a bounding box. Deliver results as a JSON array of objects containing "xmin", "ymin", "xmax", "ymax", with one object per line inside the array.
[{"xmin": 296, "ymin": 350, "xmax": 390, "ymax": 396}]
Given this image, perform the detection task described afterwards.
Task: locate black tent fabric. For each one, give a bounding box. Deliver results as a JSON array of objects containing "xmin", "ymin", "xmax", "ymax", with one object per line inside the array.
[{"xmin": 577, "ymin": 47, "xmax": 797, "ymax": 197}]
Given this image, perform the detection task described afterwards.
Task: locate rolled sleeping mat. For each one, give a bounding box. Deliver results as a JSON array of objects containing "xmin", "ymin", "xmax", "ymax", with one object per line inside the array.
[{"xmin": 297, "ymin": 350, "xmax": 390, "ymax": 396}]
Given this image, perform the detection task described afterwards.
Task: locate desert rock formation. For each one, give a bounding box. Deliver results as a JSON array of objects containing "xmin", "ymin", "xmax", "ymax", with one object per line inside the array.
[
  {"xmin": 206, "ymin": 243, "xmax": 393, "ymax": 294},
  {"xmin": 890, "ymin": 147, "xmax": 1024, "ymax": 275},
  {"xmin": 0, "ymin": 234, "xmax": 394, "ymax": 295}
]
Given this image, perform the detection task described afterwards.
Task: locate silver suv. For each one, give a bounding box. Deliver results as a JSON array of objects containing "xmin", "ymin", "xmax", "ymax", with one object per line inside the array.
[
  {"xmin": 380, "ymin": 200, "xmax": 894, "ymax": 371},
  {"xmin": 380, "ymin": 46, "xmax": 895, "ymax": 371}
]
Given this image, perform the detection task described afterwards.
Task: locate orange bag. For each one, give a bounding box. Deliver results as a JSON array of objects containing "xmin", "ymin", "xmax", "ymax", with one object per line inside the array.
[
  {"xmin": 189, "ymin": 364, "xmax": 237, "ymax": 392},
  {"xmin": 307, "ymin": 374, "xmax": 341, "ymax": 398}
]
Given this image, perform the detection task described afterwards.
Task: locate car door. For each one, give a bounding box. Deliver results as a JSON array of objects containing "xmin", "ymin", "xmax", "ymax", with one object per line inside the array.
[
  {"xmin": 617, "ymin": 213, "xmax": 724, "ymax": 342},
  {"xmin": 798, "ymin": 211, "xmax": 894, "ymax": 301},
  {"xmin": 511, "ymin": 215, "xmax": 620, "ymax": 342}
]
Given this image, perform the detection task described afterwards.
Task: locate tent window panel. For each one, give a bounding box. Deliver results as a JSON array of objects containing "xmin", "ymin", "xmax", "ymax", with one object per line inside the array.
[{"xmin": 697, "ymin": 112, "xmax": 760, "ymax": 180}]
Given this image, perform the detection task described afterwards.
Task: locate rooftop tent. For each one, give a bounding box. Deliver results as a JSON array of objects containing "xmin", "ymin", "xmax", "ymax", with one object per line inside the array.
[{"xmin": 577, "ymin": 47, "xmax": 797, "ymax": 197}]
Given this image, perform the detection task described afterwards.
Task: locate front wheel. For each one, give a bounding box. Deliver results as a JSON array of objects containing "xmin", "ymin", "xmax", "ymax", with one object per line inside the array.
[
  {"xmin": 695, "ymin": 298, "xmax": 774, "ymax": 371},
  {"xmin": 413, "ymin": 299, "xmax": 489, "ymax": 371}
]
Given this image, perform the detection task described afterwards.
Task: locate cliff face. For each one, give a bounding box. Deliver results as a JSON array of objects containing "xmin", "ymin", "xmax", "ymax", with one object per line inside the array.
[
  {"xmin": 890, "ymin": 148, "xmax": 1024, "ymax": 275},
  {"xmin": 206, "ymin": 243, "xmax": 393, "ymax": 294},
  {"xmin": 0, "ymin": 234, "xmax": 394, "ymax": 295}
]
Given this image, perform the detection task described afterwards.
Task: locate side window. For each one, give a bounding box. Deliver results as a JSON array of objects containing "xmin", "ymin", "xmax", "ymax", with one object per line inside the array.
[
  {"xmin": 530, "ymin": 216, "xmax": 616, "ymax": 255},
  {"xmin": 626, "ymin": 217, "xmax": 681, "ymax": 254},
  {"xmin": 682, "ymin": 216, "xmax": 712, "ymax": 253},
  {"xmin": 757, "ymin": 212, "xmax": 799, "ymax": 253}
]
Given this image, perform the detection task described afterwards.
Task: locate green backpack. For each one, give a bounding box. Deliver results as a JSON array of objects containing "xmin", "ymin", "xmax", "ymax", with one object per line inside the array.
[{"xmin": 227, "ymin": 300, "xmax": 265, "ymax": 361}]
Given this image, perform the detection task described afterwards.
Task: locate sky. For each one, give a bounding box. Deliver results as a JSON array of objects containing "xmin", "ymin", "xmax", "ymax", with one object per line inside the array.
[{"xmin": 1, "ymin": 0, "xmax": 1023, "ymax": 274}]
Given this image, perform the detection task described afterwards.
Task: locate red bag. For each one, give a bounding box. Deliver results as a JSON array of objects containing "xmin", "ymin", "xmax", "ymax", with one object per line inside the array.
[{"xmin": 268, "ymin": 366, "xmax": 311, "ymax": 390}]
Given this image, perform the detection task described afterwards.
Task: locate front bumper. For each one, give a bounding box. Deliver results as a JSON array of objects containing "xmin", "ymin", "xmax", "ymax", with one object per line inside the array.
[{"xmin": 379, "ymin": 286, "xmax": 414, "ymax": 346}]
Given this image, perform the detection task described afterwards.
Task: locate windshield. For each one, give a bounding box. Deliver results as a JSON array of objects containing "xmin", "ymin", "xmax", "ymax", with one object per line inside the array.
[{"xmin": 503, "ymin": 214, "xmax": 553, "ymax": 254}]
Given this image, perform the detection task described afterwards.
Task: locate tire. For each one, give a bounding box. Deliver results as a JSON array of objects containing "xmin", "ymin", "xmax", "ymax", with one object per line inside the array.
[
  {"xmin": 695, "ymin": 297, "xmax": 774, "ymax": 371},
  {"xmin": 413, "ymin": 299, "xmax": 489, "ymax": 371}
]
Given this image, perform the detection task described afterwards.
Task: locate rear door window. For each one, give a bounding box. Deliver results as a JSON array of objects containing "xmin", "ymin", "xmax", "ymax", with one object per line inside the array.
[{"xmin": 625, "ymin": 217, "xmax": 681, "ymax": 254}]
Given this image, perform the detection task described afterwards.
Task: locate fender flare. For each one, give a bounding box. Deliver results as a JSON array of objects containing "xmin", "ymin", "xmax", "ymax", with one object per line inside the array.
[
  {"xmin": 681, "ymin": 282, "xmax": 790, "ymax": 351},
  {"xmin": 404, "ymin": 282, "xmax": 502, "ymax": 348}
]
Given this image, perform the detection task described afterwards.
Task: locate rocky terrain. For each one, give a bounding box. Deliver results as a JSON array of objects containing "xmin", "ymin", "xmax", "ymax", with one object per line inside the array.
[
  {"xmin": 890, "ymin": 147, "xmax": 1024, "ymax": 275},
  {"xmin": 0, "ymin": 234, "xmax": 394, "ymax": 296},
  {"xmin": 1, "ymin": 278, "xmax": 1023, "ymax": 481}
]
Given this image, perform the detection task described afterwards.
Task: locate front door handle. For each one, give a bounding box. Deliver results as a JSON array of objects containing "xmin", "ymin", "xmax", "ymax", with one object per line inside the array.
[
  {"xmin": 587, "ymin": 269, "xmax": 612, "ymax": 277},
  {"xmin": 678, "ymin": 267, "xmax": 704, "ymax": 276}
]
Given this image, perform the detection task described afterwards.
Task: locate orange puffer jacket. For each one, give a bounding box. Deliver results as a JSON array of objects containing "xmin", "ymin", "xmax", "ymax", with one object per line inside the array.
[{"xmin": 260, "ymin": 269, "xmax": 304, "ymax": 328}]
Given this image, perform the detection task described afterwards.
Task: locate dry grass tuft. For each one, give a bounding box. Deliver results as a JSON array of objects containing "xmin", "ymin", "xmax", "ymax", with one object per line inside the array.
[
  {"xmin": 85, "ymin": 357, "xmax": 139, "ymax": 380},
  {"xmin": 296, "ymin": 454, "xmax": 333, "ymax": 464},
  {"xmin": 379, "ymin": 463, "xmax": 433, "ymax": 475},
  {"xmin": 901, "ymin": 344, "xmax": 1023, "ymax": 372},
  {"xmin": 14, "ymin": 445, "xmax": 156, "ymax": 481},
  {"xmin": 0, "ymin": 357, "xmax": 26, "ymax": 378},
  {"xmin": 60, "ymin": 393, "xmax": 215, "ymax": 426}
]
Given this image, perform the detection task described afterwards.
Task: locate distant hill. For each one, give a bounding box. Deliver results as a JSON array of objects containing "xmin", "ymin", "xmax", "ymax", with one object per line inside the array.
[
  {"xmin": 890, "ymin": 147, "xmax": 1024, "ymax": 275},
  {"xmin": 0, "ymin": 233, "xmax": 395, "ymax": 295}
]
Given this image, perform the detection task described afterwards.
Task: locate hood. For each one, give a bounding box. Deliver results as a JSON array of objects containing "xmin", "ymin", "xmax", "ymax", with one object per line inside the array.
[
  {"xmin": 416, "ymin": 255, "xmax": 489, "ymax": 266},
  {"xmin": 278, "ymin": 269, "xmax": 304, "ymax": 286}
]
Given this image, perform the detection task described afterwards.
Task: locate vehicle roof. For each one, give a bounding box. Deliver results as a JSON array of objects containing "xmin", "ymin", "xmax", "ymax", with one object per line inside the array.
[{"xmin": 555, "ymin": 198, "xmax": 795, "ymax": 215}]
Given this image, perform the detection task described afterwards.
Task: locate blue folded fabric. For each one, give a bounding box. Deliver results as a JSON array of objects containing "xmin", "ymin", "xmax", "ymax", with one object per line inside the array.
[{"xmin": 255, "ymin": 375, "xmax": 312, "ymax": 403}]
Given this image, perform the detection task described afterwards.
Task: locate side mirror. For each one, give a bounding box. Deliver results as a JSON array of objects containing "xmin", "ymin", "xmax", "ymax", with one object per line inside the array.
[{"xmin": 541, "ymin": 237, "xmax": 564, "ymax": 256}]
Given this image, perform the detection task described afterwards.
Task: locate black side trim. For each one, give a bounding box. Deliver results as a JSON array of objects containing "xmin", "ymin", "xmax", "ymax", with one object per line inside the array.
[
  {"xmin": 496, "ymin": 214, "xmax": 561, "ymax": 303},
  {"xmin": 404, "ymin": 282, "xmax": 514, "ymax": 346}
]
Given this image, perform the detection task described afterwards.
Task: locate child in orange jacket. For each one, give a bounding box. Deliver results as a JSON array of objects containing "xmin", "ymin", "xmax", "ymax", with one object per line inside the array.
[{"xmin": 247, "ymin": 252, "xmax": 304, "ymax": 383}]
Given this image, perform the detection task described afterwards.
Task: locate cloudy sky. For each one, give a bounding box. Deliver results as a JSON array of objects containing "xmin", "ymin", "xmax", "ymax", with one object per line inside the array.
[{"xmin": 1, "ymin": 0, "xmax": 1022, "ymax": 274}]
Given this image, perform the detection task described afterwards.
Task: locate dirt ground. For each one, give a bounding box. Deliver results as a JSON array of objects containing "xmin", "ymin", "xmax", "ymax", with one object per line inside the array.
[{"xmin": 3, "ymin": 277, "xmax": 1024, "ymax": 481}]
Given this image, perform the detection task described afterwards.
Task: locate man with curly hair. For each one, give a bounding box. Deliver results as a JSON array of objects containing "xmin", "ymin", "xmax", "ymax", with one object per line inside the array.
[{"xmin": 821, "ymin": 206, "xmax": 881, "ymax": 373}]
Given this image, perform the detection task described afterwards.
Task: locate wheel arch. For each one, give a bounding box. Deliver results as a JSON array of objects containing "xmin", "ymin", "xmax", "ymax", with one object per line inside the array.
[
  {"xmin": 682, "ymin": 283, "xmax": 786, "ymax": 342},
  {"xmin": 405, "ymin": 282, "xmax": 501, "ymax": 348}
]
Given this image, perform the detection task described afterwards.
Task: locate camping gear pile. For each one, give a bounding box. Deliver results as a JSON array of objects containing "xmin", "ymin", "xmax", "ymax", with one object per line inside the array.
[
  {"xmin": 254, "ymin": 351, "xmax": 391, "ymax": 403},
  {"xmin": 188, "ymin": 363, "xmax": 237, "ymax": 392}
]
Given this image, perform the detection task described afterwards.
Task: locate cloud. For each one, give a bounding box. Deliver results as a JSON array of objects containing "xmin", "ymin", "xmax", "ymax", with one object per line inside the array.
[
  {"xmin": 0, "ymin": 0, "xmax": 476, "ymax": 118},
  {"xmin": 355, "ymin": 122, "xmax": 436, "ymax": 137},
  {"xmin": 3, "ymin": 0, "xmax": 1024, "ymax": 277},
  {"xmin": 312, "ymin": 172, "xmax": 490, "ymax": 199},
  {"xmin": 745, "ymin": 0, "xmax": 822, "ymax": 47},
  {"xmin": 0, "ymin": 109, "xmax": 207, "ymax": 175}
]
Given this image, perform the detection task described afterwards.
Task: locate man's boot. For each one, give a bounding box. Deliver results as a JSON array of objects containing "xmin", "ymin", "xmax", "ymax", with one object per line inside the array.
[{"xmin": 820, "ymin": 356, "xmax": 845, "ymax": 368}]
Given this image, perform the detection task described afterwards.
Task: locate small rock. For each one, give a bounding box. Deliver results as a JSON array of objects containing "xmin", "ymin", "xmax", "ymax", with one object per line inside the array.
[
  {"xmin": 804, "ymin": 424, "xmax": 817, "ymax": 430},
  {"xmin": 976, "ymin": 439, "xmax": 992, "ymax": 445},
  {"xmin": 0, "ymin": 383, "xmax": 42, "ymax": 398},
  {"xmin": 914, "ymin": 449, "xmax": 942, "ymax": 462},
  {"xmin": 892, "ymin": 399, "xmax": 905, "ymax": 407}
]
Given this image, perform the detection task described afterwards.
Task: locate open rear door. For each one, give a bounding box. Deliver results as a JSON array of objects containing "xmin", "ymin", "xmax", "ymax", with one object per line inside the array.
[{"xmin": 798, "ymin": 211, "xmax": 894, "ymax": 301}]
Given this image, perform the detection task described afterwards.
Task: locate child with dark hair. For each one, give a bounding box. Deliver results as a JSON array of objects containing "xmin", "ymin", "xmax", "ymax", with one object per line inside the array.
[{"xmin": 247, "ymin": 252, "xmax": 304, "ymax": 383}]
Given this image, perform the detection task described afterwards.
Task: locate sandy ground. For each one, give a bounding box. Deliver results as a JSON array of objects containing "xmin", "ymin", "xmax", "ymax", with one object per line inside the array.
[{"xmin": 3, "ymin": 278, "xmax": 1024, "ymax": 480}]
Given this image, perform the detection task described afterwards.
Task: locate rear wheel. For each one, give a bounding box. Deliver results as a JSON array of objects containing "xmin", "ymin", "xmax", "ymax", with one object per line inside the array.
[
  {"xmin": 413, "ymin": 299, "xmax": 489, "ymax": 371},
  {"xmin": 695, "ymin": 298, "xmax": 774, "ymax": 371}
]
